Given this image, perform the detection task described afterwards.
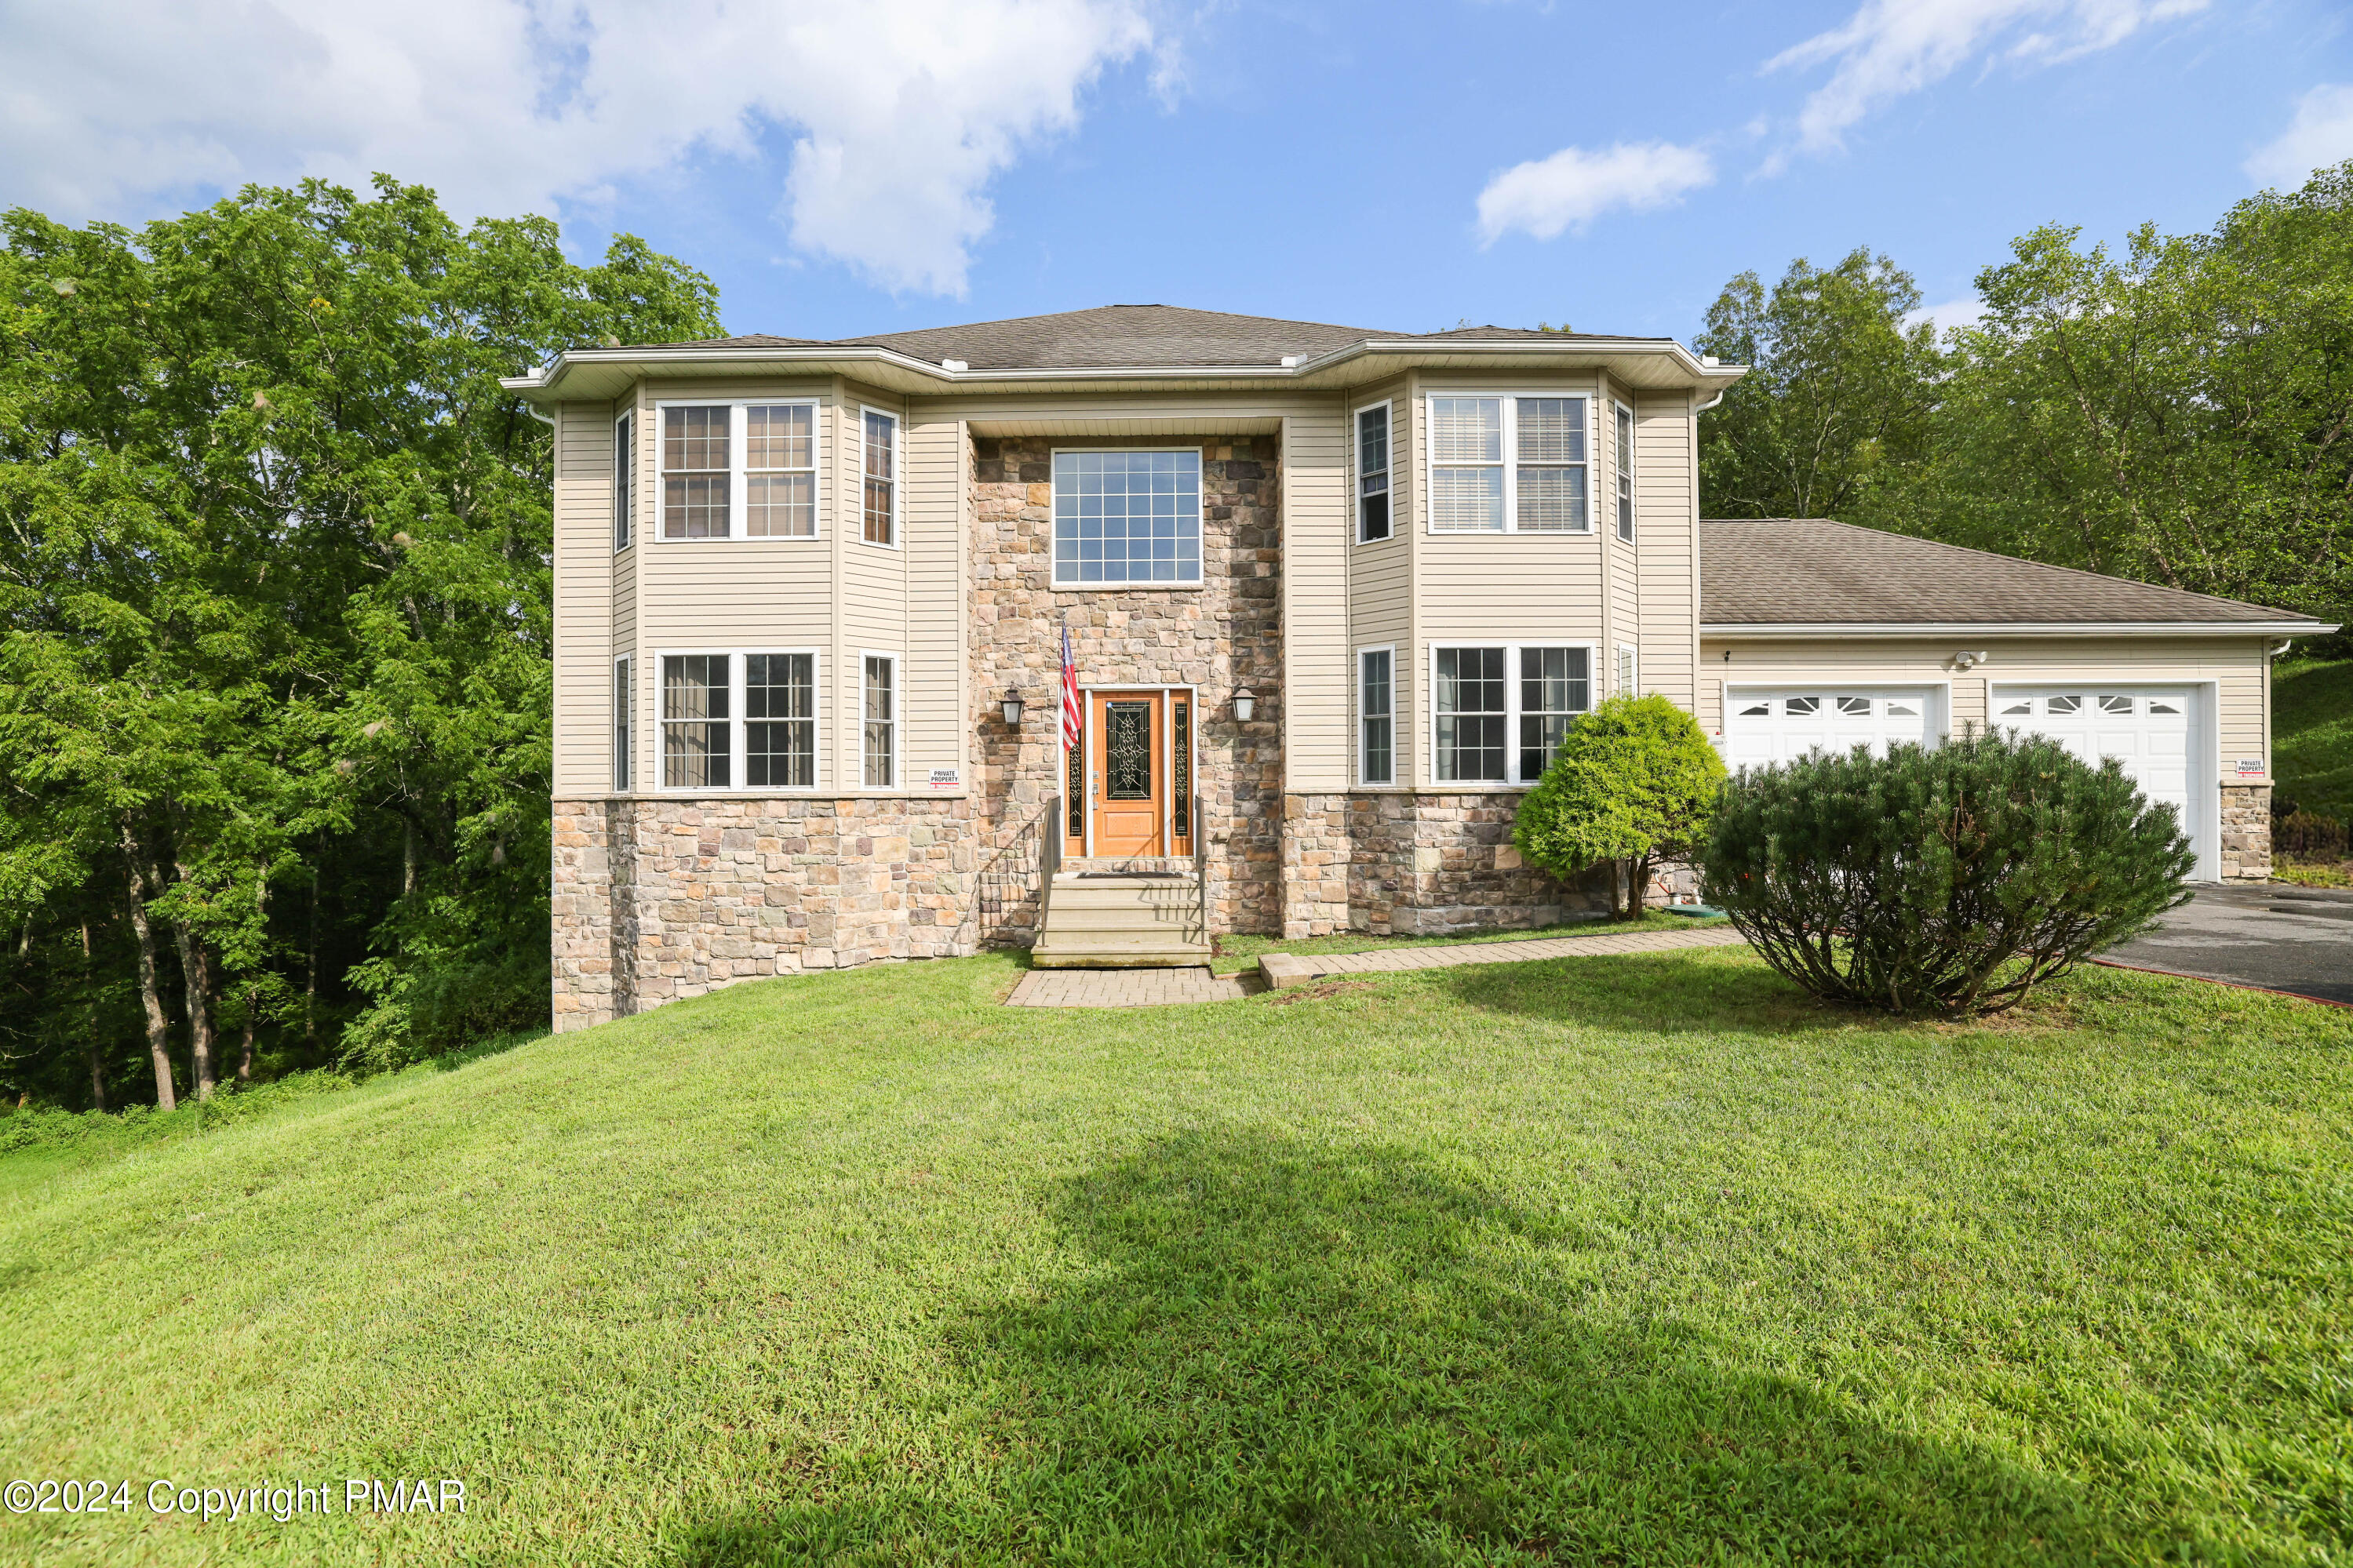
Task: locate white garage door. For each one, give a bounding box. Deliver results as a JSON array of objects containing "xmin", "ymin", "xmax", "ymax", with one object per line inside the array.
[
  {"xmin": 1992, "ymin": 688, "xmax": 2194, "ymax": 829},
  {"xmin": 1722, "ymin": 688, "xmax": 1936, "ymax": 769}
]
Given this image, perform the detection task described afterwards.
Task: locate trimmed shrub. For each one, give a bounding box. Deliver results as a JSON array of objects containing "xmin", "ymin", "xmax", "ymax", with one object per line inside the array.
[
  {"xmin": 1701, "ymin": 731, "xmax": 2193, "ymax": 1016},
  {"xmin": 1515, "ymin": 694, "xmax": 1728, "ymax": 919}
]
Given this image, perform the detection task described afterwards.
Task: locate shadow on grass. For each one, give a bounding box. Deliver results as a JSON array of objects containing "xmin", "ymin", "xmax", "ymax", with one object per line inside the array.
[
  {"xmin": 1421, "ymin": 947, "xmax": 1875, "ymax": 1040},
  {"xmin": 677, "ymin": 1128, "xmax": 2193, "ymax": 1566}
]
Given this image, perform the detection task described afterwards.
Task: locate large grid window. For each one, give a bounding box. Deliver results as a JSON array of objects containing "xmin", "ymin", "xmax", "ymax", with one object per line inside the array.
[
  {"xmin": 662, "ymin": 654, "xmax": 730, "ymax": 788},
  {"xmin": 613, "ymin": 410, "xmax": 635, "ymax": 550},
  {"xmin": 1614, "ymin": 402, "xmax": 1635, "ymax": 542},
  {"xmin": 1515, "ymin": 398, "xmax": 1587, "ymax": 532},
  {"xmin": 661, "ymin": 406, "xmax": 730, "ymax": 539},
  {"xmin": 1520, "ymin": 647, "xmax": 1590, "ymax": 780},
  {"xmin": 746, "ymin": 405, "xmax": 815, "ymax": 537},
  {"xmin": 1357, "ymin": 404, "xmax": 1391, "ymax": 542},
  {"xmin": 613, "ymin": 656, "xmax": 632, "ymax": 790},
  {"xmin": 1428, "ymin": 395, "xmax": 1594, "ymax": 533},
  {"xmin": 1434, "ymin": 647, "xmax": 1507, "ymax": 781},
  {"xmin": 745, "ymin": 653, "xmax": 815, "ymax": 788},
  {"xmin": 1434, "ymin": 644, "xmax": 1592, "ymax": 784},
  {"xmin": 862, "ymin": 656, "xmax": 895, "ymax": 788},
  {"xmin": 861, "ymin": 409, "xmax": 897, "ymax": 545},
  {"xmin": 1051, "ymin": 449, "xmax": 1204, "ymax": 585},
  {"xmin": 1360, "ymin": 647, "xmax": 1394, "ymax": 785}
]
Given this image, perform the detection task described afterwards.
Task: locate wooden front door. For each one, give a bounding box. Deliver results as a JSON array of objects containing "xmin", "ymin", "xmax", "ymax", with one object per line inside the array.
[{"xmin": 1090, "ymin": 691, "xmax": 1164, "ymax": 857}]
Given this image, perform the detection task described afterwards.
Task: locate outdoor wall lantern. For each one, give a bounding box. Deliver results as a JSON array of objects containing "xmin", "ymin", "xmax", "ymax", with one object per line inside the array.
[
  {"xmin": 1232, "ymin": 688, "xmax": 1255, "ymax": 723},
  {"xmin": 1000, "ymin": 687, "xmax": 1025, "ymax": 726}
]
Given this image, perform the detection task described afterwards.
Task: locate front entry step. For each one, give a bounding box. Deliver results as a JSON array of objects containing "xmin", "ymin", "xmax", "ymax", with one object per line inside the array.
[{"xmin": 1031, "ymin": 872, "xmax": 1211, "ymax": 969}]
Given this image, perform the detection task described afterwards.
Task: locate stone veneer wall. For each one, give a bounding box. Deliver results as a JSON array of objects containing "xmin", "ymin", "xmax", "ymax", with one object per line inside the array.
[
  {"xmin": 2220, "ymin": 783, "xmax": 2271, "ymax": 881},
  {"xmin": 1281, "ymin": 791, "xmax": 1612, "ymax": 939},
  {"xmin": 968, "ymin": 435, "xmax": 1285, "ymax": 933}
]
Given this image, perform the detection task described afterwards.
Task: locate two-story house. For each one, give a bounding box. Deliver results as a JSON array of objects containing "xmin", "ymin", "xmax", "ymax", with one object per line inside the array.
[{"xmin": 504, "ymin": 305, "xmax": 2329, "ymax": 1029}]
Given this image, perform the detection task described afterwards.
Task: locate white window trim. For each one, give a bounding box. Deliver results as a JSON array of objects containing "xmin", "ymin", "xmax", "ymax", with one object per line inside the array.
[
  {"xmin": 1047, "ymin": 446, "xmax": 1208, "ymax": 591},
  {"xmin": 1616, "ymin": 642, "xmax": 1638, "ymax": 697},
  {"xmin": 1357, "ymin": 643, "xmax": 1397, "ymax": 786},
  {"xmin": 858, "ymin": 649, "xmax": 901, "ymax": 791},
  {"xmin": 1425, "ymin": 641, "xmax": 1600, "ymax": 789},
  {"xmin": 1613, "ymin": 400, "xmax": 1635, "ymax": 544},
  {"xmin": 857, "ymin": 406, "xmax": 902, "ymax": 551},
  {"xmin": 613, "ymin": 409, "xmax": 635, "ymax": 552},
  {"xmin": 1423, "ymin": 391, "xmax": 1598, "ymax": 536},
  {"xmin": 650, "ymin": 398, "xmax": 825, "ymax": 544},
  {"xmin": 1353, "ymin": 399, "xmax": 1393, "ymax": 546},
  {"xmin": 650, "ymin": 647, "xmax": 824, "ymax": 795}
]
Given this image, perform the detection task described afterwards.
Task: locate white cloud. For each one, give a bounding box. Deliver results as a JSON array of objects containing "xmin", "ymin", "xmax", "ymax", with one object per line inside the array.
[
  {"xmin": 1905, "ymin": 295, "xmax": 1987, "ymax": 336},
  {"xmin": 0, "ymin": 0, "xmax": 1154, "ymax": 297},
  {"xmin": 1476, "ymin": 141, "xmax": 1716, "ymax": 244},
  {"xmin": 1766, "ymin": 0, "xmax": 2209, "ymax": 155},
  {"xmin": 2246, "ymin": 83, "xmax": 2353, "ymax": 189}
]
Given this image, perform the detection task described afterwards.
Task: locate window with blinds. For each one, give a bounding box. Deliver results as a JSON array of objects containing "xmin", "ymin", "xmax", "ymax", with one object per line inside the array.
[
  {"xmin": 745, "ymin": 653, "xmax": 815, "ymax": 788},
  {"xmin": 661, "ymin": 406, "xmax": 730, "ymax": 539},
  {"xmin": 745, "ymin": 404, "xmax": 816, "ymax": 537},
  {"xmin": 1426, "ymin": 395, "xmax": 1593, "ymax": 534},
  {"xmin": 861, "ymin": 410, "xmax": 897, "ymax": 546},
  {"xmin": 1356, "ymin": 403, "xmax": 1391, "ymax": 542}
]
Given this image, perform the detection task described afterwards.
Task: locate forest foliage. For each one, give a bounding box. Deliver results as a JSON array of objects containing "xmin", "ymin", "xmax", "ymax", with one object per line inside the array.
[
  {"xmin": 5, "ymin": 161, "xmax": 2351, "ymax": 1110},
  {"xmin": 0, "ymin": 177, "xmax": 718, "ymax": 1111}
]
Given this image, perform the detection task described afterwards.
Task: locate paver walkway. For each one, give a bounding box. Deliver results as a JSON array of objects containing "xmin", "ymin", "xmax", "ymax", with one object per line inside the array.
[{"xmin": 1004, "ymin": 921, "xmax": 1746, "ymax": 1007}]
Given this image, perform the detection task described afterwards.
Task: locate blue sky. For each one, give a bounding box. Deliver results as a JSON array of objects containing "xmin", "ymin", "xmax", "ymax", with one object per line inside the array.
[{"xmin": 5, "ymin": 1, "xmax": 2351, "ymax": 344}]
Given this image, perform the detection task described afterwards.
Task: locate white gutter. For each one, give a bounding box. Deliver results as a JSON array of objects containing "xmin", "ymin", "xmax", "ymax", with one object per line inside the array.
[
  {"xmin": 500, "ymin": 337, "xmax": 1750, "ymax": 398},
  {"xmin": 1703, "ymin": 620, "xmax": 2337, "ymax": 637}
]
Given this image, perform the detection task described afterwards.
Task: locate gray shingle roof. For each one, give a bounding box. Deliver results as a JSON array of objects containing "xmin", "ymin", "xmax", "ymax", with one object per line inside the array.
[
  {"xmin": 635, "ymin": 305, "xmax": 1658, "ymax": 369},
  {"xmin": 1700, "ymin": 518, "xmax": 2316, "ymax": 626}
]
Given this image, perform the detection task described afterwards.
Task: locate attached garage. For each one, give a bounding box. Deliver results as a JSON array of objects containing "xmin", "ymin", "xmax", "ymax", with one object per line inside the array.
[{"xmin": 1696, "ymin": 518, "xmax": 2337, "ymax": 883}]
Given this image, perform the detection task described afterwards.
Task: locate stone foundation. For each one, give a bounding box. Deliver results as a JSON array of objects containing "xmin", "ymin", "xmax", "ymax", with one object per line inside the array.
[
  {"xmin": 2220, "ymin": 783, "xmax": 2271, "ymax": 881},
  {"xmin": 1281, "ymin": 791, "xmax": 1614, "ymax": 940}
]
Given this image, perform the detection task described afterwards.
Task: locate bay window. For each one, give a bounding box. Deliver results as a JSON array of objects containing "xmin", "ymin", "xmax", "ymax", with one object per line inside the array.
[
  {"xmin": 1433, "ymin": 643, "xmax": 1593, "ymax": 784},
  {"xmin": 745, "ymin": 653, "xmax": 815, "ymax": 788},
  {"xmin": 745, "ymin": 405, "xmax": 816, "ymax": 537},
  {"xmin": 656, "ymin": 399, "xmax": 822, "ymax": 540},
  {"xmin": 1356, "ymin": 402, "xmax": 1391, "ymax": 542},
  {"xmin": 862, "ymin": 655, "xmax": 896, "ymax": 787},
  {"xmin": 656, "ymin": 651, "xmax": 822, "ymax": 791},
  {"xmin": 662, "ymin": 654, "xmax": 730, "ymax": 788},
  {"xmin": 613, "ymin": 409, "xmax": 635, "ymax": 550},
  {"xmin": 613, "ymin": 655, "xmax": 632, "ymax": 791},
  {"xmin": 1614, "ymin": 402, "xmax": 1635, "ymax": 542},
  {"xmin": 861, "ymin": 409, "xmax": 898, "ymax": 546},
  {"xmin": 1359, "ymin": 646, "xmax": 1393, "ymax": 785},
  {"xmin": 1427, "ymin": 395, "xmax": 1594, "ymax": 533},
  {"xmin": 661, "ymin": 406, "xmax": 730, "ymax": 539}
]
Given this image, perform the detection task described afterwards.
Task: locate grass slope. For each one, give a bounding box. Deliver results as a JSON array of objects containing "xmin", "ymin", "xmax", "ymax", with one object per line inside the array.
[
  {"xmin": 2275, "ymin": 657, "xmax": 2353, "ymax": 823},
  {"xmin": 4, "ymin": 950, "xmax": 2350, "ymax": 1566}
]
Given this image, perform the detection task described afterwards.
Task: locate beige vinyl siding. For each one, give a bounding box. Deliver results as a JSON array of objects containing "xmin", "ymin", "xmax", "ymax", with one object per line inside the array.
[
  {"xmin": 1633, "ymin": 394, "xmax": 1697, "ymax": 710},
  {"xmin": 839, "ymin": 380, "xmax": 909, "ymax": 790},
  {"xmin": 1345, "ymin": 374, "xmax": 1411, "ymax": 648},
  {"xmin": 1698, "ymin": 635, "xmax": 2274, "ymax": 778},
  {"xmin": 1283, "ymin": 402, "xmax": 1350, "ymax": 789},
  {"xmin": 904, "ymin": 414, "xmax": 967, "ymax": 791},
  {"xmin": 553, "ymin": 402, "xmax": 616, "ymax": 795}
]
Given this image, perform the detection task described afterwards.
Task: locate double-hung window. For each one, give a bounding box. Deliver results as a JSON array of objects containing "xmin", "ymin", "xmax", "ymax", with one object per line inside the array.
[
  {"xmin": 657, "ymin": 401, "xmax": 821, "ymax": 540},
  {"xmin": 1427, "ymin": 395, "xmax": 1593, "ymax": 533},
  {"xmin": 662, "ymin": 654, "xmax": 730, "ymax": 788},
  {"xmin": 1359, "ymin": 647, "xmax": 1393, "ymax": 785},
  {"xmin": 861, "ymin": 655, "xmax": 896, "ymax": 787},
  {"xmin": 657, "ymin": 652, "xmax": 821, "ymax": 791},
  {"xmin": 1614, "ymin": 402, "xmax": 1635, "ymax": 541},
  {"xmin": 1051, "ymin": 449, "xmax": 1204, "ymax": 585},
  {"xmin": 1356, "ymin": 403, "xmax": 1391, "ymax": 542},
  {"xmin": 746, "ymin": 405, "xmax": 816, "ymax": 537},
  {"xmin": 1433, "ymin": 644, "xmax": 1591, "ymax": 784},
  {"xmin": 1616, "ymin": 643, "xmax": 1637, "ymax": 697},
  {"xmin": 613, "ymin": 655, "xmax": 633, "ymax": 790},
  {"xmin": 661, "ymin": 406, "xmax": 730, "ymax": 539},
  {"xmin": 745, "ymin": 654, "xmax": 815, "ymax": 788},
  {"xmin": 861, "ymin": 409, "xmax": 898, "ymax": 545},
  {"xmin": 613, "ymin": 410, "xmax": 635, "ymax": 550}
]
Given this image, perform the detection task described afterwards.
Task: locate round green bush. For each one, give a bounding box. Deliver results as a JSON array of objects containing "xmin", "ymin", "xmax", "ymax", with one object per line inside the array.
[
  {"xmin": 1699, "ymin": 731, "xmax": 2194, "ymax": 1016},
  {"xmin": 1513, "ymin": 694, "xmax": 1728, "ymax": 919}
]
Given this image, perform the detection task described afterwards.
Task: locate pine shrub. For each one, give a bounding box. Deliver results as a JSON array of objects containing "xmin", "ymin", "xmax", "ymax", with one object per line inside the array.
[{"xmin": 1700, "ymin": 732, "xmax": 2194, "ymax": 1016}]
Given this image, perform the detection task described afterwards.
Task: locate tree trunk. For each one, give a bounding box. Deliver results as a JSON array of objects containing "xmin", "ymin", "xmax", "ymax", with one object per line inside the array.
[
  {"xmin": 237, "ymin": 875, "xmax": 268, "ymax": 1084},
  {"xmin": 121, "ymin": 828, "xmax": 177, "ymax": 1112},
  {"xmin": 82, "ymin": 923, "xmax": 108, "ymax": 1112},
  {"xmin": 304, "ymin": 838, "xmax": 321, "ymax": 1052},
  {"xmin": 170, "ymin": 919, "xmax": 219, "ymax": 1102}
]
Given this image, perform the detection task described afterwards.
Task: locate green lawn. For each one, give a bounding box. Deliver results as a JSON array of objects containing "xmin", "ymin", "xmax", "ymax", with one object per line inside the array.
[
  {"xmin": 2275, "ymin": 657, "xmax": 2353, "ymax": 824},
  {"xmin": 4, "ymin": 948, "xmax": 2349, "ymax": 1565},
  {"xmin": 1210, "ymin": 909, "xmax": 1718, "ymax": 974}
]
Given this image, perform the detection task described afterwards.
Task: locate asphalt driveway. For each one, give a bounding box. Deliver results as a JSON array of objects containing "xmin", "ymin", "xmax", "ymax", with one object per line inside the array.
[{"xmin": 2100, "ymin": 884, "xmax": 2353, "ymax": 1006}]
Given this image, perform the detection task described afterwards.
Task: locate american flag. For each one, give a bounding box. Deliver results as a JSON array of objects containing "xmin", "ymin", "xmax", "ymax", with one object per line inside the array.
[{"xmin": 1059, "ymin": 622, "xmax": 1082, "ymax": 750}]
